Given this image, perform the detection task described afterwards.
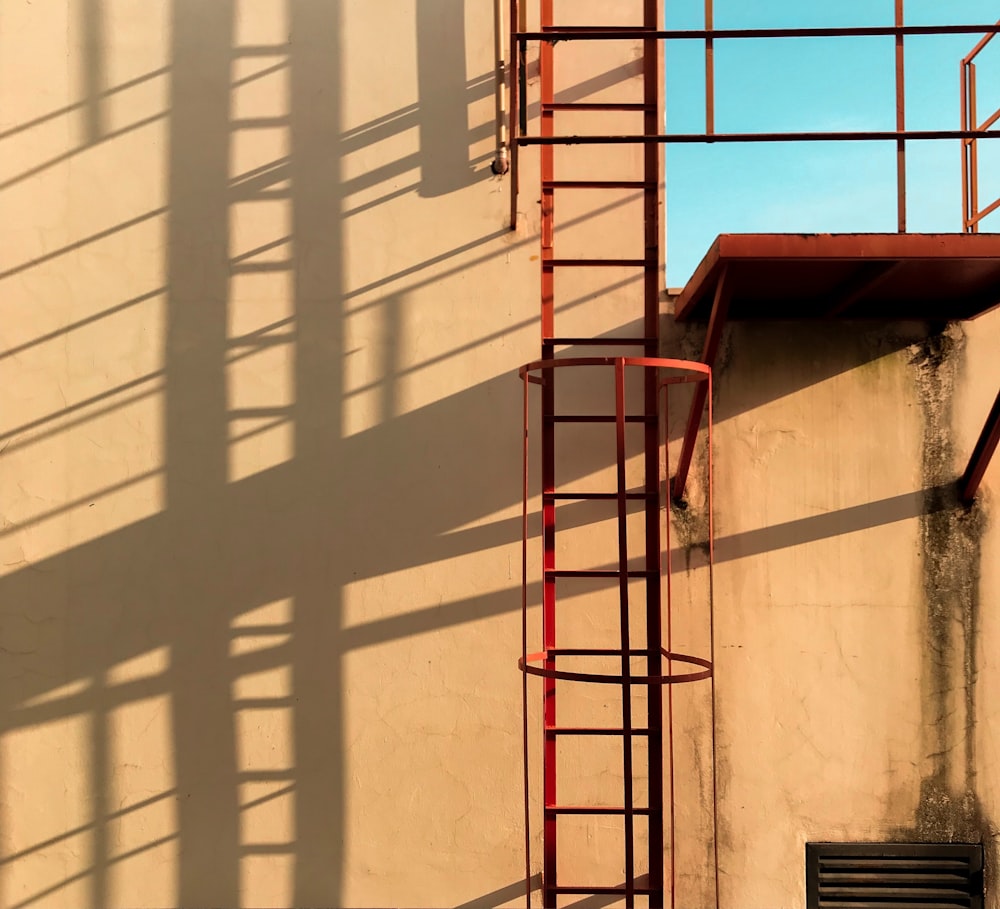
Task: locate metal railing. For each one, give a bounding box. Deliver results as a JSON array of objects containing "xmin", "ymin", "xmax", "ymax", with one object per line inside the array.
[
  {"xmin": 507, "ymin": 0, "xmax": 1000, "ymax": 233},
  {"xmin": 962, "ymin": 21, "xmax": 1000, "ymax": 232}
]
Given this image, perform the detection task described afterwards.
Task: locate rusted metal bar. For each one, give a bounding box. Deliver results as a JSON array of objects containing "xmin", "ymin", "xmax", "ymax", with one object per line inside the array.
[
  {"xmin": 707, "ymin": 373, "xmax": 721, "ymax": 909},
  {"xmin": 522, "ymin": 650, "xmax": 712, "ymax": 685},
  {"xmin": 895, "ymin": 0, "xmax": 906, "ymax": 232},
  {"xmin": 962, "ymin": 61, "xmax": 971, "ymax": 231},
  {"xmin": 963, "ymin": 19, "xmax": 1000, "ymax": 64},
  {"xmin": 957, "ymin": 18, "xmax": 1000, "ymax": 234},
  {"xmin": 663, "ymin": 384, "xmax": 676, "ymax": 909},
  {"xmin": 539, "ymin": 0, "xmax": 556, "ymax": 899},
  {"xmin": 960, "ymin": 389, "xmax": 1000, "ymax": 503},
  {"xmin": 643, "ymin": 0, "xmax": 664, "ymax": 899},
  {"xmin": 518, "ymin": 128, "xmax": 1000, "ymax": 145},
  {"xmin": 968, "ymin": 195, "xmax": 1000, "ymax": 226},
  {"xmin": 521, "ymin": 370, "xmax": 531, "ymax": 909},
  {"xmin": 517, "ymin": 23, "xmax": 1000, "ymax": 41},
  {"xmin": 614, "ymin": 359, "xmax": 635, "ymax": 909},
  {"xmin": 979, "ymin": 105, "xmax": 1000, "ymax": 132},
  {"xmin": 705, "ymin": 0, "xmax": 715, "ymax": 134},
  {"xmin": 971, "ymin": 64, "xmax": 980, "ymax": 233},
  {"xmin": 672, "ymin": 267, "xmax": 730, "ymax": 502}
]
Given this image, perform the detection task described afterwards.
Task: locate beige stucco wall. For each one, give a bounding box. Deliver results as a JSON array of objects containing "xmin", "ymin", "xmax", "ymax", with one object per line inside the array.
[
  {"xmin": 1, "ymin": 1, "xmax": 999, "ymax": 908},
  {"xmin": 685, "ymin": 315, "xmax": 1000, "ymax": 909}
]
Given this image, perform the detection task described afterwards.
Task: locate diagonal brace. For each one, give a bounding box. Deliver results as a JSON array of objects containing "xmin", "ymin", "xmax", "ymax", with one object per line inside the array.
[
  {"xmin": 960, "ymin": 388, "xmax": 1000, "ymax": 503},
  {"xmin": 672, "ymin": 266, "xmax": 730, "ymax": 502}
]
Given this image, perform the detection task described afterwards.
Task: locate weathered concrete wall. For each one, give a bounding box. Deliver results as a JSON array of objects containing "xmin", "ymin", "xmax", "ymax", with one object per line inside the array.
[{"xmin": 666, "ymin": 310, "xmax": 1000, "ymax": 909}]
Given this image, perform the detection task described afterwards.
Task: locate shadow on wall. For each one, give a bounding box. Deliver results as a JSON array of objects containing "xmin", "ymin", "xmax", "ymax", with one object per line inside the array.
[
  {"xmin": 0, "ymin": 1, "xmax": 659, "ymax": 906},
  {"xmin": 0, "ymin": 1, "xmax": 504, "ymax": 906}
]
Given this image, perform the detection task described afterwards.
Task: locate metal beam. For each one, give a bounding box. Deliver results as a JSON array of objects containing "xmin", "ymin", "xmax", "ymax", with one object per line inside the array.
[
  {"xmin": 960, "ymin": 389, "xmax": 1000, "ymax": 503},
  {"xmin": 672, "ymin": 267, "xmax": 730, "ymax": 502}
]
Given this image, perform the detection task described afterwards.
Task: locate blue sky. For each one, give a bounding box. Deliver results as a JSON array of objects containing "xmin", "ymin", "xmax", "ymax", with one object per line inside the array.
[{"xmin": 664, "ymin": 0, "xmax": 1000, "ymax": 284}]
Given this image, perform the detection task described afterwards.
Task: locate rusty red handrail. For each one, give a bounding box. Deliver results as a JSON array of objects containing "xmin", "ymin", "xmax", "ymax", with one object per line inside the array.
[
  {"xmin": 962, "ymin": 20, "xmax": 1000, "ymax": 233},
  {"xmin": 510, "ymin": 18, "xmax": 1000, "ymax": 236}
]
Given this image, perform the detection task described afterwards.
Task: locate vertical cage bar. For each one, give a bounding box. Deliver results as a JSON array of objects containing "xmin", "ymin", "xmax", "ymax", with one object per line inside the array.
[
  {"xmin": 522, "ymin": 370, "xmax": 532, "ymax": 909},
  {"xmin": 644, "ymin": 0, "xmax": 665, "ymax": 903},
  {"xmin": 970, "ymin": 63, "xmax": 980, "ymax": 232},
  {"xmin": 615, "ymin": 359, "xmax": 636, "ymax": 909},
  {"xmin": 704, "ymin": 0, "xmax": 715, "ymax": 134},
  {"xmin": 962, "ymin": 61, "xmax": 971, "ymax": 231},
  {"xmin": 895, "ymin": 0, "xmax": 907, "ymax": 232},
  {"xmin": 708, "ymin": 373, "xmax": 721, "ymax": 909},
  {"xmin": 539, "ymin": 4, "xmax": 556, "ymax": 904},
  {"xmin": 663, "ymin": 383, "xmax": 677, "ymax": 909}
]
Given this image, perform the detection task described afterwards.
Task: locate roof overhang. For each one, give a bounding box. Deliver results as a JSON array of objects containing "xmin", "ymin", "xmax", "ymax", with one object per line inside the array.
[{"xmin": 675, "ymin": 233, "xmax": 1000, "ymax": 322}]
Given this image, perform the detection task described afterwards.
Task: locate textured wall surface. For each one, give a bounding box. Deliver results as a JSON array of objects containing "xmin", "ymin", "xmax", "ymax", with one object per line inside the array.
[
  {"xmin": 672, "ymin": 316, "xmax": 1000, "ymax": 908},
  {"xmin": 1, "ymin": 1, "xmax": 999, "ymax": 908}
]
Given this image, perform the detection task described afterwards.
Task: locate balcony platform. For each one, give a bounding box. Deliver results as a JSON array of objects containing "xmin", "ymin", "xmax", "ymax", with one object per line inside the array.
[{"xmin": 674, "ymin": 233, "xmax": 1000, "ymax": 322}]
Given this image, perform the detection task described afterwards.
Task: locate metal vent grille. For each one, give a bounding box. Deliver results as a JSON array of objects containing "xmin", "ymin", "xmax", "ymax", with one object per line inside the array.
[{"xmin": 806, "ymin": 843, "xmax": 984, "ymax": 909}]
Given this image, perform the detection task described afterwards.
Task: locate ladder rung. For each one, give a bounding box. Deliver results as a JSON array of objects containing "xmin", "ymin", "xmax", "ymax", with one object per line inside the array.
[
  {"xmin": 546, "ymin": 726, "xmax": 651, "ymax": 736},
  {"xmin": 545, "ymin": 569, "xmax": 658, "ymax": 579},
  {"xmin": 544, "ymin": 491, "xmax": 654, "ymax": 500},
  {"xmin": 542, "ymin": 102, "xmax": 654, "ymax": 112},
  {"xmin": 546, "ymin": 414, "xmax": 655, "ymax": 423},
  {"xmin": 548, "ymin": 647, "xmax": 658, "ymax": 656},
  {"xmin": 546, "ymin": 258, "xmax": 649, "ymax": 268},
  {"xmin": 543, "ymin": 180, "xmax": 655, "ymax": 189},
  {"xmin": 547, "ymin": 336, "xmax": 657, "ymax": 346},
  {"xmin": 553, "ymin": 886, "xmax": 658, "ymax": 896},
  {"xmin": 546, "ymin": 806, "xmax": 656, "ymax": 815}
]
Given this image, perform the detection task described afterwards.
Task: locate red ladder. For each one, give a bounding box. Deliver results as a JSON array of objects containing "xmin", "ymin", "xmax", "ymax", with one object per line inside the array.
[
  {"xmin": 514, "ymin": 1, "xmax": 715, "ymax": 907},
  {"xmin": 537, "ymin": 0, "xmax": 661, "ymax": 904}
]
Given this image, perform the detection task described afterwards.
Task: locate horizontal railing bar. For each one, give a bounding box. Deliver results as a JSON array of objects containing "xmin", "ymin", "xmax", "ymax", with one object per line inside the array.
[
  {"xmin": 517, "ymin": 24, "xmax": 1000, "ymax": 41},
  {"xmin": 520, "ymin": 129, "xmax": 1000, "ymax": 145}
]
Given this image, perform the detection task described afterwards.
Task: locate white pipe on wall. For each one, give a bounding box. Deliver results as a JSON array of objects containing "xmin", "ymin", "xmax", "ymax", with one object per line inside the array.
[{"xmin": 492, "ymin": 0, "xmax": 510, "ymax": 174}]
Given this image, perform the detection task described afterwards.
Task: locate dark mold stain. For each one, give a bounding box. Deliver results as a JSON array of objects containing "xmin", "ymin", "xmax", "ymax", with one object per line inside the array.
[{"xmin": 894, "ymin": 326, "xmax": 997, "ymax": 892}]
